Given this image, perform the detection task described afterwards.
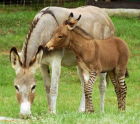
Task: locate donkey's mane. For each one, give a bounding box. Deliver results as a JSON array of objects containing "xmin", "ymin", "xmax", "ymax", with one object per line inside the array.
[
  {"xmin": 22, "ymin": 8, "xmax": 58, "ymax": 67},
  {"xmin": 73, "ymin": 26, "xmax": 93, "ymax": 40},
  {"xmin": 23, "ymin": 17, "xmax": 40, "ymax": 67},
  {"xmin": 41, "ymin": 9, "xmax": 59, "ymax": 25}
]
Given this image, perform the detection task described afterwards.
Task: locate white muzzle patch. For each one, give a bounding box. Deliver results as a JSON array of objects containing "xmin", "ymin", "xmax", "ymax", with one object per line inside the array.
[{"xmin": 20, "ymin": 101, "xmax": 31, "ymax": 115}]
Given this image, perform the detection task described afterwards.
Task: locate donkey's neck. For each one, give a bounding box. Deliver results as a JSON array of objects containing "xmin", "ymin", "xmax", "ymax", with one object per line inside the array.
[{"xmin": 21, "ymin": 13, "xmax": 58, "ymax": 67}]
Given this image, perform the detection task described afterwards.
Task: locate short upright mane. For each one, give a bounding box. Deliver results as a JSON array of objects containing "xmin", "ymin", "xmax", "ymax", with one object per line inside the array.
[{"xmin": 73, "ymin": 26, "xmax": 93, "ymax": 40}]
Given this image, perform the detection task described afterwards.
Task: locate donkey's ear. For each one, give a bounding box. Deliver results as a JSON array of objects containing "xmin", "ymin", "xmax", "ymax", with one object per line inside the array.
[
  {"xmin": 29, "ymin": 46, "xmax": 43, "ymax": 72},
  {"xmin": 10, "ymin": 47, "xmax": 22, "ymax": 70}
]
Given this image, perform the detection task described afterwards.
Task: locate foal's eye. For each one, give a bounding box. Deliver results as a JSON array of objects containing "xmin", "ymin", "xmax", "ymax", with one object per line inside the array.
[
  {"xmin": 15, "ymin": 85, "xmax": 19, "ymax": 91},
  {"xmin": 31, "ymin": 85, "xmax": 36, "ymax": 91},
  {"xmin": 58, "ymin": 35, "xmax": 63, "ymax": 38}
]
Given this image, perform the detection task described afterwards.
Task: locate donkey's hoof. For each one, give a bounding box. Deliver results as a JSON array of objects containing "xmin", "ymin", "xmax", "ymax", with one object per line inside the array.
[
  {"xmin": 19, "ymin": 114, "xmax": 31, "ymax": 119},
  {"xmin": 79, "ymin": 108, "xmax": 85, "ymax": 113},
  {"xmin": 49, "ymin": 111, "xmax": 56, "ymax": 114}
]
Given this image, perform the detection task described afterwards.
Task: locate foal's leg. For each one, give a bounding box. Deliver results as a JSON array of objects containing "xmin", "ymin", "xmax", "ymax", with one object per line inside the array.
[
  {"xmin": 83, "ymin": 71, "xmax": 97, "ymax": 112},
  {"xmin": 109, "ymin": 71, "xmax": 120, "ymax": 107},
  {"xmin": 77, "ymin": 66, "xmax": 85, "ymax": 112},
  {"xmin": 99, "ymin": 73, "xmax": 107, "ymax": 113},
  {"xmin": 41, "ymin": 64, "xmax": 51, "ymax": 111},
  {"xmin": 109, "ymin": 71, "xmax": 127, "ymax": 110},
  {"xmin": 117, "ymin": 71, "xmax": 127, "ymax": 110}
]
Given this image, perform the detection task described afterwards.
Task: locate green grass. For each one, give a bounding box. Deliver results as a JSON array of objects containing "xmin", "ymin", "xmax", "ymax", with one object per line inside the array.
[{"xmin": 0, "ymin": 8, "xmax": 140, "ymax": 124}]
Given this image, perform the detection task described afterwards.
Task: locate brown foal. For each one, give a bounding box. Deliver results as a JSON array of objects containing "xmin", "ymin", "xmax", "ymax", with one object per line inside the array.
[{"xmin": 46, "ymin": 13, "xmax": 129, "ymax": 112}]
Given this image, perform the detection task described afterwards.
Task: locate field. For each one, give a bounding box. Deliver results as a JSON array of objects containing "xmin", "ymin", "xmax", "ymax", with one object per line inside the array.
[{"xmin": 0, "ymin": 8, "xmax": 140, "ymax": 124}]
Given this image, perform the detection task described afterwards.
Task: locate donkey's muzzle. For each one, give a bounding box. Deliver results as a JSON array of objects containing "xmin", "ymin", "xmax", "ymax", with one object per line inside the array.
[{"xmin": 19, "ymin": 101, "xmax": 31, "ymax": 119}]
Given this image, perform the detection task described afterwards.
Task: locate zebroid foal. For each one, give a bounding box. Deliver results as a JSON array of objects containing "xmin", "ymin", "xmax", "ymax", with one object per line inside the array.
[{"xmin": 46, "ymin": 13, "xmax": 129, "ymax": 112}]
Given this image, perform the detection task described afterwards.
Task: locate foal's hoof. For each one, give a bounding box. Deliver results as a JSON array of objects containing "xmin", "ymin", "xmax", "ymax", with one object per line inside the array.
[
  {"xmin": 119, "ymin": 107, "xmax": 126, "ymax": 111},
  {"xmin": 85, "ymin": 109, "xmax": 94, "ymax": 113}
]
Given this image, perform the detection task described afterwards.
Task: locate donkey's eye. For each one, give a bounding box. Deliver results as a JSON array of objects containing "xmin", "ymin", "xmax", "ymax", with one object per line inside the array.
[
  {"xmin": 31, "ymin": 85, "xmax": 36, "ymax": 91},
  {"xmin": 15, "ymin": 85, "xmax": 19, "ymax": 91},
  {"xmin": 58, "ymin": 36, "xmax": 63, "ymax": 38}
]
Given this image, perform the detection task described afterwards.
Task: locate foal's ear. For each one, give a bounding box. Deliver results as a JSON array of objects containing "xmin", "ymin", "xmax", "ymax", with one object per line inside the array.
[
  {"xmin": 29, "ymin": 45, "xmax": 43, "ymax": 73},
  {"xmin": 67, "ymin": 14, "xmax": 82, "ymax": 30},
  {"xmin": 77, "ymin": 14, "xmax": 81, "ymax": 21},
  {"xmin": 69, "ymin": 12, "xmax": 74, "ymax": 18},
  {"xmin": 10, "ymin": 47, "xmax": 22, "ymax": 70}
]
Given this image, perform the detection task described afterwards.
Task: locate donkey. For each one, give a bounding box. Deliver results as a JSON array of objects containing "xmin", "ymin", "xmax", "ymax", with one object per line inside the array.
[
  {"xmin": 10, "ymin": 6, "xmax": 115, "ymax": 117},
  {"xmin": 46, "ymin": 13, "xmax": 129, "ymax": 112}
]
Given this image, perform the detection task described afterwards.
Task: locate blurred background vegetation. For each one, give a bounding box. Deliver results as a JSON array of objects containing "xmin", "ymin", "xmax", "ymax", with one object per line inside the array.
[{"xmin": 0, "ymin": 0, "xmax": 140, "ymax": 10}]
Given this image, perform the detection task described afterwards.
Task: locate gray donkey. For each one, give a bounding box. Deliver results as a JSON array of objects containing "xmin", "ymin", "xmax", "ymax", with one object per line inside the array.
[{"xmin": 10, "ymin": 6, "xmax": 115, "ymax": 117}]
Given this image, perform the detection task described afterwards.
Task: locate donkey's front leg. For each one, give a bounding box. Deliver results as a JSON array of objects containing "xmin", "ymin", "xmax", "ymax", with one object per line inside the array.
[
  {"xmin": 77, "ymin": 66, "xmax": 85, "ymax": 112},
  {"xmin": 41, "ymin": 64, "xmax": 51, "ymax": 110},
  {"xmin": 99, "ymin": 73, "xmax": 107, "ymax": 113},
  {"xmin": 83, "ymin": 71, "xmax": 97, "ymax": 112},
  {"xmin": 49, "ymin": 56, "xmax": 62, "ymax": 114}
]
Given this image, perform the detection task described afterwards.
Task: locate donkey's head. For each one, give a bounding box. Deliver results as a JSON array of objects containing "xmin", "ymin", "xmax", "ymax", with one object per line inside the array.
[
  {"xmin": 46, "ymin": 12, "xmax": 81, "ymax": 50},
  {"xmin": 10, "ymin": 46, "xmax": 43, "ymax": 118}
]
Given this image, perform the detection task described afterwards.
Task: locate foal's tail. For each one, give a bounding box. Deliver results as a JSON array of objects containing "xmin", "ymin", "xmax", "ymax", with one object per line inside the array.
[
  {"xmin": 106, "ymin": 73, "xmax": 110, "ymax": 87},
  {"xmin": 125, "ymin": 68, "xmax": 129, "ymax": 78},
  {"xmin": 106, "ymin": 68, "xmax": 129, "ymax": 86}
]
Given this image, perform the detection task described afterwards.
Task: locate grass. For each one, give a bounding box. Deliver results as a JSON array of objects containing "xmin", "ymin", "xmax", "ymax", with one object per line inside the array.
[{"xmin": 0, "ymin": 8, "xmax": 140, "ymax": 124}]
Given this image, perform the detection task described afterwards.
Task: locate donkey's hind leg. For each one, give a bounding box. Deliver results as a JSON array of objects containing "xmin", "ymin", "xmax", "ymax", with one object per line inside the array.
[{"xmin": 99, "ymin": 73, "xmax": 107, "ymax": 113}]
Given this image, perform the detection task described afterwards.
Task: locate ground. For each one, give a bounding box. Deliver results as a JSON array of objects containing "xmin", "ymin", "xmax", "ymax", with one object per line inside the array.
[{"xmin": 0, "ymin": 8, "xmax": 140, "ymax": 124}]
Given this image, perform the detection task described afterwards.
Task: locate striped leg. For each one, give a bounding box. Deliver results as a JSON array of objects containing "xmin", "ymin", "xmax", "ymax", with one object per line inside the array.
[
  {"xmin": 109, "ymin": 71, "xmax": 120, "ymax": 100},
  {"xmin": 117, "ymin": 75, "xmax": 127, "ymax": 110},
  {"xmin": 84, "ymin": 71, "xmax": 97, "ymax": 112},
  {"xmin": 109, "ymin": 71, "xmax": 127, "ymax": 110}
]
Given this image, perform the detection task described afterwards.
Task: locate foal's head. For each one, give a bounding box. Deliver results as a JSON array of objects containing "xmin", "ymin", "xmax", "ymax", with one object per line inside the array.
[
  {"xmin": 10, "ymin": 46, "xmax": 43, "ymax": 118},
  {"xmin": 46, "ymin": 12, "xmax": 81, "ymax": 50}
]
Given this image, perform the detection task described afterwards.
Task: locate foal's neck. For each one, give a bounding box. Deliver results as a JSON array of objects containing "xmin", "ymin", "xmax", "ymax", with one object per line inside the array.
[{"xmin": 68, "ymin": 27, "xmax": 96, "ymax": 58}]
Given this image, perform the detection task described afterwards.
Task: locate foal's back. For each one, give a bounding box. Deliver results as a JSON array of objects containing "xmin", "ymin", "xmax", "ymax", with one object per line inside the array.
[{"xmin": 96, "ymin": 37, "xmax": 129, "ymax": 71}]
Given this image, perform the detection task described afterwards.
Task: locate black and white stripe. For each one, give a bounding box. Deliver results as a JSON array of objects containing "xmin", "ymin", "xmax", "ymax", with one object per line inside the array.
[
  {"xmin": 84, "ymin": 71, "xmax": 97, "ymax": 112},
  {"xmin": 109, "ymin": 71, "xmax": 127, "ymax": 110}
]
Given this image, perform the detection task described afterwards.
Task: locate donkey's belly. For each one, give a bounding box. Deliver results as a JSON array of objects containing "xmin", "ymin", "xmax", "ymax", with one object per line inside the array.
[{"xmin": 61, "ymin": 49, "xmax": 77, "ymax": 66}]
